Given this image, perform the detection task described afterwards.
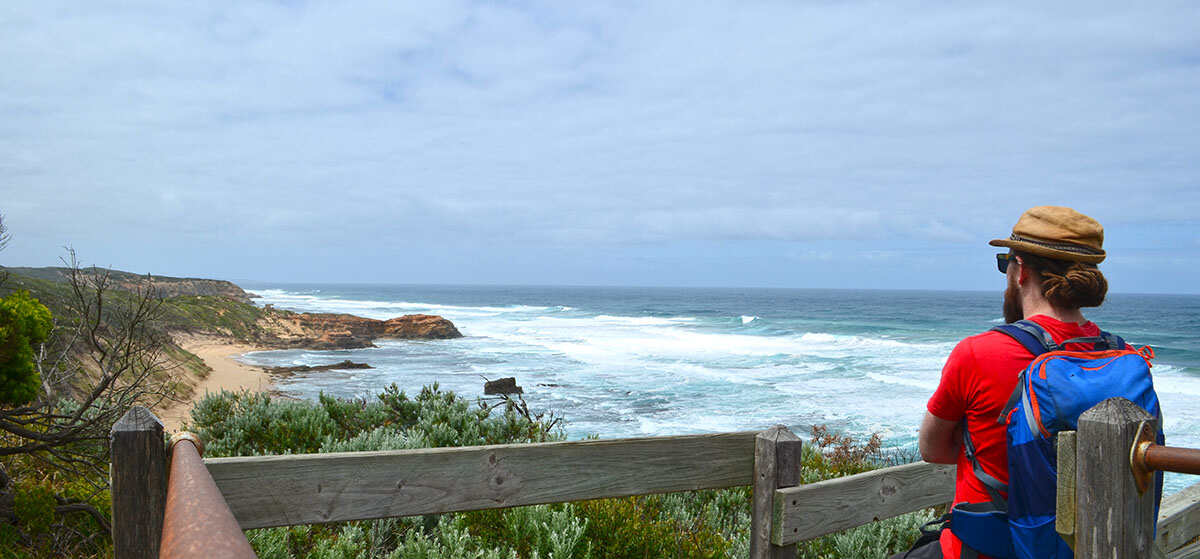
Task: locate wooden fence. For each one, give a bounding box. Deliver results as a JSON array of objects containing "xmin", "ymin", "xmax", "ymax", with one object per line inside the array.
[{"xmin": 111, "ymin": 399, "xmax": 1199, "ymax": 559}]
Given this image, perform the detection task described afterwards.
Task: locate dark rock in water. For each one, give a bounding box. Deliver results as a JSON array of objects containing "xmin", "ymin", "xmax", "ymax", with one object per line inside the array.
[
  {"xmin": 537, "ymin": 383, "xmax": 562, "ymax": 388},
  {"xmin": 265, "ymin": 360, "xmax": 373, "ymax": 375},
  {"xmin": 484, "ymin": 377, "xmax": 523, "ymax": 395}
]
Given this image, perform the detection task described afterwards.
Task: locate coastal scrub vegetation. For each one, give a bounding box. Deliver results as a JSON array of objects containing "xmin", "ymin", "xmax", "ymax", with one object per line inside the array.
[
  {"xmin": 187, "ymin": 386, "xmax": 932, "ymax": 559},
  {"xmin": 0, "ymin": 290, "xmax": 53, "ymax": 405},
  {"xmin": 0, "ymin": 217, "xmax": 929, "ymax": 557},
  {"xmin": 0, "ymin": 248, "xmax": 182, "ymax": 558}
]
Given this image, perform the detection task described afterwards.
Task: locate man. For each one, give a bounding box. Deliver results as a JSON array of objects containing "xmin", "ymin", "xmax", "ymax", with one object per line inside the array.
[{"xmin": 914, "ymin": 206, "xmax": 1111, "ymax": 559}]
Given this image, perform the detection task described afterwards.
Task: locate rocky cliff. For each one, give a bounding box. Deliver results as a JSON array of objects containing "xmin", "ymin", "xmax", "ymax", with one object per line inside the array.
[
  {"xmin": 257, "ymin": 309, "xmax": 462, "ymax": 349},
  {"xmin": 4, "ymin": 266, "xmax": 461, "ymax": 350}
]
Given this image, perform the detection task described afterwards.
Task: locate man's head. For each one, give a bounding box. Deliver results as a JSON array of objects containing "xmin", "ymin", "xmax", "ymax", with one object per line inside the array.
[{"xmin": 991, "ymin": 206, "xmax": 1108, "ymax": 323}]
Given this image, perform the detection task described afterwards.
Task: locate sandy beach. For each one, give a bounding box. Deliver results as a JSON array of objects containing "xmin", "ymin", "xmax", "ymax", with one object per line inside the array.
[{"xmin": 157, "ymin": 335, "xmax": 272, "ymax": 432}]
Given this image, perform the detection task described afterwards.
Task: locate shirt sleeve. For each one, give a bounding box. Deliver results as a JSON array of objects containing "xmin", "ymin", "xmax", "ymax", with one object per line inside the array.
[{"xmin": 927, "ymin": 337, "xmax": 974, "ymax": 422}]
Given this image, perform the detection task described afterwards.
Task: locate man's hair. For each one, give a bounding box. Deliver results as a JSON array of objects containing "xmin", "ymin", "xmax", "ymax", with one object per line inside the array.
[{"xmin": 1014, "ymin": 251, "xmax": 1108, "ymax": 308}]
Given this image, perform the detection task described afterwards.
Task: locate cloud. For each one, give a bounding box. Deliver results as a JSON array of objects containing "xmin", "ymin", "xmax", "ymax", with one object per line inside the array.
[{"xmin": 2, "ymin": 1, "xmax": 1198, "ymax": 288}]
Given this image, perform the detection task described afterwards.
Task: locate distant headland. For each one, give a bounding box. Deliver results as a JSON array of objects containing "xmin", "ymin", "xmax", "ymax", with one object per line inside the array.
[{"xmin": 0, "ymin": 266, "xmax": 462, "ymax": 430}]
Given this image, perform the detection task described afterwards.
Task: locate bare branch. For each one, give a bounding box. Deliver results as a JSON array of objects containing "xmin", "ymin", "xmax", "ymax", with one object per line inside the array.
[
  {"xmin": 3, "ymin": 250, "xmax": 178, "ymax": 500},
  {"xmin": 53, "ymin": 499, "xmax": 112, "ymax": 533},
  {"xmin": 0, "ymin": 212, "xmax": 9, "ymax": 252}
]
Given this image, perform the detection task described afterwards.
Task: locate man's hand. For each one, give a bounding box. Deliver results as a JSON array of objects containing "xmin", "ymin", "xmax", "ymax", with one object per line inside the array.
[{"xmin": 919, "ymin": 411, "xmax": 962, "ymax": 464}]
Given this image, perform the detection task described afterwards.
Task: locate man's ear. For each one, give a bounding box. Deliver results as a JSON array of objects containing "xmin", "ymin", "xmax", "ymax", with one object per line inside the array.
[{"xmin": 1016, "ymin": 257, "xmax": 1030, "ymax": 286}]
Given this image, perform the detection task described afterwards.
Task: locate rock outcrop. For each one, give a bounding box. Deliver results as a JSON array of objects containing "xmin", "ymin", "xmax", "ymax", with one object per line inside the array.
[
  {"xmin": 264, "ymin": 360, "xmax": 373, "ymax": 375},
  {"xmin": 484, "ymin": 377, "xmax": 523, "ymax": 395},
  {"xmin": 256, "ymin": 309, "xmax": 462, "ymax": 350},
  {"xmin": 381, "ymin": 314, "xmax": 463, "ymax": 339}
]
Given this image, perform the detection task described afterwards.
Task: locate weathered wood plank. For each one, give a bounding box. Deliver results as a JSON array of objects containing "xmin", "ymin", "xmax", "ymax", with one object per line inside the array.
[
  {"xmin": 749, "ymin": 426, "xmax": 801, "ymax": 559},
  {"xmin": 1076, "ymin": 398, "xmax": 1156, "ymax": 558},
  {"xmin": 110, "ymin": 406, "xmax": 167, "ymax": 559},
  {"xmin": 771, "ymin": 461, "xmax": 955, "ymax": 545},
  {"xmin": 1158, "ymin": 481, "xmax": 1200, "ymax": 554},
  {"xmin": 206, "ymin": 431, "xmax": 757, "ymax": 529},
  {"xmin": 1171, "ymin": 541, "xmax": 1200, "ymax": 559},
  {"xmin": 1056, "ymin": 430, "xmax": 1077, "ymax": 550}
]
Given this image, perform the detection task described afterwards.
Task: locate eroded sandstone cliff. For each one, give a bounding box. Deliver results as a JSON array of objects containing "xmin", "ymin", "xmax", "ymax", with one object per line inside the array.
[{"xmin": 256, "ymin": 309, "xmax": 462, "ymax": 349}]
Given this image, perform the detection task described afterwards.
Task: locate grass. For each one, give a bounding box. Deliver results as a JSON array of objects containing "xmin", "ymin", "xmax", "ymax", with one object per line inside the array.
[
  {"xmin": 155, "ymin": 294, "xmax": 270, "ymax": 342},
  {"xmin": 1, "ymin": 268, "xmax": 272, "ymax": 345}
]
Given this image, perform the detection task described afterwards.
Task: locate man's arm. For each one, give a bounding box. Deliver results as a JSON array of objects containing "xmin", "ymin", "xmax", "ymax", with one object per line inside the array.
[{"xmin": 919, "ymin": 411, "xmax": 962, "ymax": 464}]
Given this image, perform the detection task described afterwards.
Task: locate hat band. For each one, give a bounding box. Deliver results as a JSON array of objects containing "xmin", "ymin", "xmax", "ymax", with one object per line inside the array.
[{"xmin": 1009, "ymin": 234, "xmax": 1103, "ymax": 256}]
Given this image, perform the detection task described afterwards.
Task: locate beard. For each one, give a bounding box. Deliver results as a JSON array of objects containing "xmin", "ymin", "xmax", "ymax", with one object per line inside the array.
[{"xmin": 1003, "ymin": 279, "xmax": 1023, "ymax": 324}]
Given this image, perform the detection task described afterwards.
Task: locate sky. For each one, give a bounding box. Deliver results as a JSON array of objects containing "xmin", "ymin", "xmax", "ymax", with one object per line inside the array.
[{"xmin": 2, "ymin": 2, "xmax": 1199, "ymax": 292}]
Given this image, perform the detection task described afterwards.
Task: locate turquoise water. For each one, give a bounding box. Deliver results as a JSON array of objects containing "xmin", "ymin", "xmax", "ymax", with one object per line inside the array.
[{"xmin": 236, "ymin": 284, "xmax": 1200, "ymax": 492}]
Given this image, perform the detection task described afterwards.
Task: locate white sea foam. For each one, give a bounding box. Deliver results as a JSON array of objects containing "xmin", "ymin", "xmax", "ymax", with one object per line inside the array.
[
  {"xmin": 244, "ymin": 286, "xmax": 1200, "ymax": 485},
  {"xmin": 636, "ymin": 415, "xmax": 745, "ymax": 436},
  {"xmin": 253, "ymin": 289, "xmax": 551, "ymax": 319},
  {"xmin": 1152, "ymin": 374, "xmax": 1200, "ymax": 398},
  {"xmin": 593, "ymin": 315, "xmax": 695, "ymax": 325},
  {"xmin": 866, "ymin": 372, "xmax": 938, "ymax": 391}
]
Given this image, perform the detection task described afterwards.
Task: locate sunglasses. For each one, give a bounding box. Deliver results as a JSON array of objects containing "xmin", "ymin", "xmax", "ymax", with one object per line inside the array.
[{"xmin": 996, "ymin": 253, "xmax": 1018, "ymax": 274}]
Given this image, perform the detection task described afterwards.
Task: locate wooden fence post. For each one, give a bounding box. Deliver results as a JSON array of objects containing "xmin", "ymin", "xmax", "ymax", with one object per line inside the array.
[
  {"xmin": 750, "ymin": 425, "xmax": 802, "ymax": 559},
  {"xmin": 111, "ymin": 406, "xmax": 167, "ymax": 559},
  {"xmin": 1055, "ymin": 430, "xmax": 1077, "ymax": 549},
  {"xmin": 1075, "ymin": 398, "xmax": 1156, "ymax": 558}
]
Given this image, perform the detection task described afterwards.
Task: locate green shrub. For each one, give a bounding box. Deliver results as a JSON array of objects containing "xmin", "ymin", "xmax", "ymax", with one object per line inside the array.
[
  {"xmin": 574, "ymin": 496, "xmax": 729, "ymax": 559},
  {"xmin": 0, "ymin": 465, "xmax": 113, "ymax": 559},
  {"xmin": 191, "ymin": 387, "xmax": 932, "ymax": 559},
  {"xmin": 0, "ymin": 290, "xmax": 53, "ymax": 405},
  {"xmin": 188, "ymin": 390, "xmax": 342, "ymax": 456},
  {"xmin": 188, "ymin": 383, "xmax": 565, "ymax": 459},
  {"xmin": 388, "ymin": 517, "xmax": 514, "ymax": 559}
]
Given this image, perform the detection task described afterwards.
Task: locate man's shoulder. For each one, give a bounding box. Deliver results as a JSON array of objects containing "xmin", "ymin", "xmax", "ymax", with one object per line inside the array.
[
  {"xmin": 1026, "ymin": 314, "xmax": 1105, "ymax": 339},
  {"xmin": 956, "ymin": 328, "xmax": 1028, "ymax": 358}
]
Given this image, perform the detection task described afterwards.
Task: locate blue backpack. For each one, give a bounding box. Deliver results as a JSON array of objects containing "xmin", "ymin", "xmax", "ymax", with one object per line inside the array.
[{"xmin": 949, "ymin": 320, "xmax": 1163, "ymax": 559}]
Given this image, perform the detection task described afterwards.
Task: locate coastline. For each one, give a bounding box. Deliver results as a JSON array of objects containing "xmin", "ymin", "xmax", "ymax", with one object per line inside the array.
[{"xmin": 157, "ymin": 334, "xmax": 273, "ymax": 432}]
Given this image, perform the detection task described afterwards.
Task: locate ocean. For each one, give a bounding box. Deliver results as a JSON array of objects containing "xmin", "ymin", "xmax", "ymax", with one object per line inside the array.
[{"xmin": 236, "ymin": 284, "xmax": 1200, "ymax": 493}]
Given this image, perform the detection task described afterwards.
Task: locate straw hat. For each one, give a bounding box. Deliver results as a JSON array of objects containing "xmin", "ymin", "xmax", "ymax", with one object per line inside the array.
[{"xmin": 989, "ymin": 206, "xmax": 1106, "ymax": 264}]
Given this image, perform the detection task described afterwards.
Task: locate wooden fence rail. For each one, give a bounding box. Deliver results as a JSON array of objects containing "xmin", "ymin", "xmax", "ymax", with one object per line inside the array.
[
  {"xmin": 109, "ymin": 404, "xmax": 1200, "ymax": 559},
  {"xmin": 205, "ymin": 431, "xmax": 757, "ymax": 529},
  {"xmin": 771, "ymin": 461, "xmax": 956, "ymax": 546},
  {"xmin": 1159, "ymin": 483, "xmax": 1200, "ymax": 558}
]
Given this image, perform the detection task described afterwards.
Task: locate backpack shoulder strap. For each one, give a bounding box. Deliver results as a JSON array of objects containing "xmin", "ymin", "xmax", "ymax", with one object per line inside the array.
[
  {"xmin": 1058, "ymin": 330, "xmax": 1126, "ymax": 351},
  {"xmin": 990, "ymin": 320, "xmax": 1056, "ymax": 356},
  {"xmin": 991, "ymin": 320, "xmax": 1053, "ymax": 424},
  {"xmin": 1109, "ymin": 333, "xmax": 1127, "ymax": 350},
  {"xmin": 1057, "ymin": 336, "xmax": 1102, "ymax": 349},
  {"xmin": 961, "ymin": 421, "xmax": 1008, "ymax": 509}
]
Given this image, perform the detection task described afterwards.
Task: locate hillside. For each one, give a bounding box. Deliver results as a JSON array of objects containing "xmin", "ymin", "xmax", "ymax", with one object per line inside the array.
[
  {"xmin": 3, "ymin": 266, "xmax": 255, "ymax": 302},
  {"xmin": 0, "ymin": 266, "xmax": 461, "ymax": 408},
  {"xmin": 2, "ymin": 266, "xmax": 460, "ymax": 349}
]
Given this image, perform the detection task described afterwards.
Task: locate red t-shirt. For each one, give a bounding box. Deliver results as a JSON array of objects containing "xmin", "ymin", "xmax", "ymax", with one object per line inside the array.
[{"xmin": 927, "ymin": 315, "xmax": 1102, "ymax": 559}]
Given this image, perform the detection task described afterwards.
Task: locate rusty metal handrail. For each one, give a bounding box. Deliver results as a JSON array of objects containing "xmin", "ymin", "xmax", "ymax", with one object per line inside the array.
[
  {"xmin": 160, "ymin": 432, "xmax": 257, "ymax": 559},
  {"xmin": 1131, "ymin": 421, "xmax": 1200, "ymax": 493}
]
